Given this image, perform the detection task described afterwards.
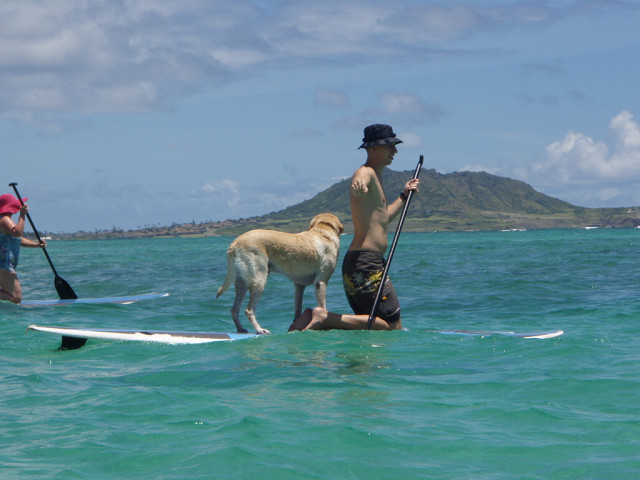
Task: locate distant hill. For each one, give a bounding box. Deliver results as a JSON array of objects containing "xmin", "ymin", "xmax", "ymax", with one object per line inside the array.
[
  {"xmin": 59, "ymin": 169, "xmax": 640, "ymax": 239},
  {"xmin": 208, "ymin": 168, "xmax": 640, "ymax": 236}
]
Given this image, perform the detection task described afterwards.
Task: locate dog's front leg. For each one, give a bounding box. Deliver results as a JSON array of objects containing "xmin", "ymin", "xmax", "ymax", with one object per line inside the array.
[
  {"xmin": 314, "ymin": 281, "xmax": 327, "ymax": 309},
  {"xmin": 294, "ymin": 284, "xmax": 306, "ymax": 320}
]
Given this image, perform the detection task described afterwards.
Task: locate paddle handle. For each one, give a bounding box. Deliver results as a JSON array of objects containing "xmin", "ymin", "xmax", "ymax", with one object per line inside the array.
[
  {"xmin": 8, "ymin": 182, "xmax": 58, "ymax": 275},
  {"xmin": 366, "ymin": 155, "xmax": 423, "ymax": 330}
]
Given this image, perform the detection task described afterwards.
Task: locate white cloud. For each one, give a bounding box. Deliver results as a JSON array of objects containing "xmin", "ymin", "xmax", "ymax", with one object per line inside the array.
[
  {"xmin": 597, "ymin": 187, "xmax": 623, "ymax": 202},
  {"xmin": 198, "ymin": 183, "xmax": 217, "ymax": 194},
  {"xmin": 526, "ymin": 110, "xmax": 640, "ymax": 207},
  {"xmin": 2, "ymin": 0, "xmax": 617, "ymax": 120},
  {"xmin": 611, "ymin": 109, "xmax": 640, "ymax": 149},
  {"xmin": 377, "ymin": 90, "xmax": 442, "ymax": 120},
  {"xmin": 541, "ymin": 130, "xmax": 609, "ymax": 182},
  {"xmin": 334, "ymin": 89, "xmax": 443, "ymax": 131},
  {"xmin": 209, "ymin": 47, "xmax": 267, "ymax": 69},
  {"xmin": 387, "ymin": 4, "xmax": 482, "ymax": 45},
  {"xmin": 536, "ymin": 110, "xmax": 640, "ymax": 183},
  {"xmin": 397, "ymin": 132, "xmax": 422, "ymax": 148},
  {"xmin": 196, "ymin": 179, "xmax": 240, "ymax": 207},
  {"xmin": 460, "ymin": 163, "xmax": 502, "ymax": 175}
]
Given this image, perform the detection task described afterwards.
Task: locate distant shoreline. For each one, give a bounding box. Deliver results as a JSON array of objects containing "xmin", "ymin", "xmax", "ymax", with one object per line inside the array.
[
  {"xmin": 40, "ymin": 219, "xmax": 640, "ymax": 242},
  {"xmin": 35, "ymin": 169, "xmax": 640, "ymax": 240}
]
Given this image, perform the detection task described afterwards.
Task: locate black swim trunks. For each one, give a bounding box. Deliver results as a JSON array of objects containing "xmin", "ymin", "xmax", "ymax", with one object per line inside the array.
[{"xmin": 342, "ymin": 250, "xmax": 401, "ymax": 323}]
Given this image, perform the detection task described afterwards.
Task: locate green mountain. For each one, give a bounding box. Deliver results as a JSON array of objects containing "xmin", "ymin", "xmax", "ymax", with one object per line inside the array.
[
  {"xmin": 60, "ymin": 169, "xmax": 640, "ymax": 239},
  {"xmin": 204, "ymin": 168, "xmax": 640, "ymax": 236}
]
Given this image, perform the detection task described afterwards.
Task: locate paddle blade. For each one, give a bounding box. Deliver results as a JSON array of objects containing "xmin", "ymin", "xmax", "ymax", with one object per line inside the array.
[{"xmin": 54, "ymin": 276, "xmax": 78, "ymax": 300}]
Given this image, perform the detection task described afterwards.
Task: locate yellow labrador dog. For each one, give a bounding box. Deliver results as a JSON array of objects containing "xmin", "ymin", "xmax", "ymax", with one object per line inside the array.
[{"xmin": 216, "ymin": 213, "xmax": 343, "ymax": 334}]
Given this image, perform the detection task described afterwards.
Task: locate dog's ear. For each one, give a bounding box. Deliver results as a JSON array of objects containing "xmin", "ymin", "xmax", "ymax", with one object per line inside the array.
[
  {"xmin": 309, "ymin": 213, "xmax": 342, "ymax": 234},
  {"xmin": 308, "ymin": 214, "xmax": 326, "ymax": 231},
  {"xmin": 326, "ymin": 213, "xmax": 343, "ymax": 234}
]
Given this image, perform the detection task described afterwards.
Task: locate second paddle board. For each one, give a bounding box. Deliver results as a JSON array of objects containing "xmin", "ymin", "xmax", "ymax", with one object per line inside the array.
[{"xmin": 20, "ymin": 292, "xmax": 169, "ymax": 307}]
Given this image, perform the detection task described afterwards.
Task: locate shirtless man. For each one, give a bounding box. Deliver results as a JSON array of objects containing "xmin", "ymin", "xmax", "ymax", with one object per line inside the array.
[{"xmin": 290, "ymin": 124, "xmax": 419, "ymax": 331}]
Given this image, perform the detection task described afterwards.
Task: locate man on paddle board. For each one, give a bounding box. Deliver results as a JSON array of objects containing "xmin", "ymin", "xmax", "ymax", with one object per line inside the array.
[
  {"xmin": 290, "ymin": 124, "xmax": 419, "ymax": 331},
  {"xmin": 0, "ymin": 194, "xmax": 46, "ymax": 303}
]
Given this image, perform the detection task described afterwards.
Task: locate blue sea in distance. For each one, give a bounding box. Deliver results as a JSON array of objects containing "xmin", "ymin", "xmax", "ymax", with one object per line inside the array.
[{"xmin": 1, "ymin": 229, "xmax": 639, "ymax": 479}]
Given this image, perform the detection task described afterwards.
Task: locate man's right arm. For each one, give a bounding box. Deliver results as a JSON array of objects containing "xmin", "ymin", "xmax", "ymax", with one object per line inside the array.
[{"xmin": 350, "ymin": 166, "xmax": 371, "ymax": 197}]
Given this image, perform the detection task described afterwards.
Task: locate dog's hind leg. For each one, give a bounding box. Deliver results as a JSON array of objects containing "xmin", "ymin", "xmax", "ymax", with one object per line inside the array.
[
  {"xmin": 245, "ymin": 280, "xmax": 270, "ymax": 335},
  {"xmin": 231, "ymin": 280, "xmax": 249, "ymax": 333}
]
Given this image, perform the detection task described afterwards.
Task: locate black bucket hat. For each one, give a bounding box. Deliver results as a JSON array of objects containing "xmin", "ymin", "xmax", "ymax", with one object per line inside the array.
[{"xmin": 358, "ymin": 124, "xmax": 403, "ymax": 149}]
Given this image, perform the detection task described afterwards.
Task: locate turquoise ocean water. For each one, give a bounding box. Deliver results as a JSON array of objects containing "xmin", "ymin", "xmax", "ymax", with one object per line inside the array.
[{"xmin": 1, "ymin": 229, "xmax": 639, "ymax": 479}]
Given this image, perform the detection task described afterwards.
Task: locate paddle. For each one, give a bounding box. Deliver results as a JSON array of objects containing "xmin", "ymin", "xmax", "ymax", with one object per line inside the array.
[
  {"xmin": 8, "ymin": 183, "xmax": 78, "ymax": 300},
  {"xmin": 366, "ymin": 155, "xmax": 423, "ymax": 330}
]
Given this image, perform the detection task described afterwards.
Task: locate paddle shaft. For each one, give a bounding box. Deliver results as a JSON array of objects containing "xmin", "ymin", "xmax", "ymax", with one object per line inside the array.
[
  {"xmin": 8, "ymin": 183, "xmax": 59, "ymax": 275},
  {"xmin": 366, "ymin": 155, "xmax": 423, "ymax": 330}
]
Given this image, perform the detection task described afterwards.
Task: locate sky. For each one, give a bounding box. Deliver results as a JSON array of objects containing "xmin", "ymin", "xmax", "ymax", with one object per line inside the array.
[{"xmin": 2, "ymin": 0, "xmax": 640, "ymax": 233}]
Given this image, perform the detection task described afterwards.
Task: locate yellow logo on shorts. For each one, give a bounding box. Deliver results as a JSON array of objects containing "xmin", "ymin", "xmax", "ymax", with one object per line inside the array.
[{"xmin": 343, "ymin": 270, "xmax": 382, "ymax": 296}]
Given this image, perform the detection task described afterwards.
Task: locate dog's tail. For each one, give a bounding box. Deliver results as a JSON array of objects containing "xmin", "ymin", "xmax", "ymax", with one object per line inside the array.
[{"xmin": 216, "ymin": 243, "xmax": 237, "ymax": 299}]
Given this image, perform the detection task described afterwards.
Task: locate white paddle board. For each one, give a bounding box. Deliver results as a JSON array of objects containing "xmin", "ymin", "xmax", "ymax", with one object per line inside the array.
[
  {"xmin": 27, "ymin": 325, "xmax": 259, "ymax": 349},
  {"xmin": 434, "ymin": 329, "xmax": 564, "ymax": 339},
  {"xmin": 27, "ymin": 324, "xmax": 563, "ymax": 350},
  {"xmin": 20, "ymin": 292, "xmax": 169, "ymax": 307}
]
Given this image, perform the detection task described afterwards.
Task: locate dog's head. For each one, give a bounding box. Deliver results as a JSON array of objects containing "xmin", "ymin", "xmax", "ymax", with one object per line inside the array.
[{"xmin": 308, "ymin": 213, "xmax": 344, "ymax": 236}]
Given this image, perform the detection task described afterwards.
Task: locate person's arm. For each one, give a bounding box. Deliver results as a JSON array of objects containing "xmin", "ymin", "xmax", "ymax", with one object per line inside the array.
[
  {"xmin": 388, "ymin": 178, "xmax": 420, "ymax": 221},
  {"xmin": 9, "ymin": 205, "xmax": 46, "ymax": 248},
  {"xmin": 0, "ymin": 215, "xmax": 12, "ymax": 235},
  {"xmin": 13, "ymin": 205, "xmax": 28, "ymax": 237},
  {"xmin": 350, "ymin": 166, "xmax": 372, "ymax": 197},
  {"xmin": 20, "ymin": 237, "xmax": 46, "ymax": 248},
  {"xmin": 0, "ymin": 211, "xmax": 25, "ymax": 238}
]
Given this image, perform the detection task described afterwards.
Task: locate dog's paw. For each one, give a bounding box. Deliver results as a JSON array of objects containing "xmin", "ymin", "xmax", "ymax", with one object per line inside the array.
[
  {"xmin": 256, "ymin": 328, "xmax": 271, "ymax": 335},
  {"xmin": 237, "ymin": 328, "xmax": 249, "ymax": 334}
]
